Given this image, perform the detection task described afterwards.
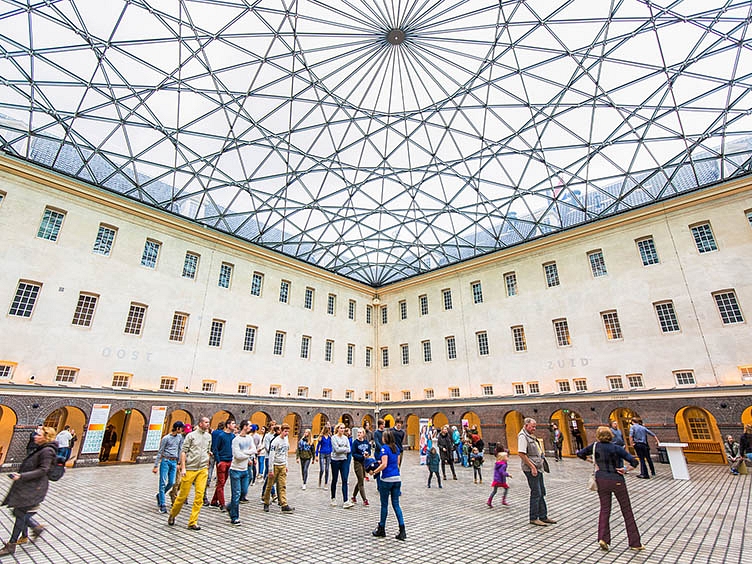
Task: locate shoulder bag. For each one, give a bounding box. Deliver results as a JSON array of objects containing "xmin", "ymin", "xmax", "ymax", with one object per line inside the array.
[{"xmin": 587, "ymin": 443, "xmax": 598, "ymax": 491}]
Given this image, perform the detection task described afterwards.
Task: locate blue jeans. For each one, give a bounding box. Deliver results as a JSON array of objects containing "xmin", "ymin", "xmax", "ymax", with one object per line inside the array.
[
  {"xmin": 378, "ymin": 480, "xmax": 404, "ymax": 527},
  {"xmin": 524, "ymin": 471, "xmax": 548, "ymax": 521},
  {"xmin": 258, "ymin": 455, "xmax": 266, "ymax": 477},
  {"xmin": 157, "ymin": 458, "xmax": 178, "ymax": 507},
  {"xmin": 228, "ymin": 469, "xmax": 250, "ymax": 521},
  {"xmin": 330, "ymin": 459, "xmax": 349, "ymax": 501}
]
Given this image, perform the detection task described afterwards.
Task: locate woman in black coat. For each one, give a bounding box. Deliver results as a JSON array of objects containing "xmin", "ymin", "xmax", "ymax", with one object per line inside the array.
[{"xmin": 0, "ymin": 426, "xmax": 58, "ymax": 556}]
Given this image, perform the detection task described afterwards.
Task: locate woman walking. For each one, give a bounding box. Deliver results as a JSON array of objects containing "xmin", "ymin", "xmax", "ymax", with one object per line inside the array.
[
  {"xmin": 0, "ymin": 426, "xmax": 57, "ymax": 555},
  {"xmin": 297, "ymin": 429, "xmax": 314, "ymax": 489},
  {"xmin": 370, "ymin": 429, "xmax": 406, "ymax": 540},
  {"xmin": 351, "ymin": 427, "xmax": 371, "ymax": 505},
  {"xmin": 577, "ymin": 426, "xmax": 644, "ymax": 552},
  {"xmin": 330, "ymin": 423, "xmax": 353, "ymax": 508},
  {"xmin": 315, "ymin": 424, "xmax": 332, "ymax": 488}
]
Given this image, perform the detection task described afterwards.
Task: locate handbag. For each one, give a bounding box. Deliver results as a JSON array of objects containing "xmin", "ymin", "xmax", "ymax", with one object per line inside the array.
[
  {"xmin": 587, "ymin": 443, "xmax": 598, "ymax": 491},
  {"xmin": 542, "ymin": 457, "xmax": 550, "ymax": 473}
]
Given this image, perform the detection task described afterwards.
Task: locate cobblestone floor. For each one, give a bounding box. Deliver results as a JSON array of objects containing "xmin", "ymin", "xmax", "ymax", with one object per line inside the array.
[{"xmin": 0, "ymin": 453, "xmax": 748, "ymax": 564}]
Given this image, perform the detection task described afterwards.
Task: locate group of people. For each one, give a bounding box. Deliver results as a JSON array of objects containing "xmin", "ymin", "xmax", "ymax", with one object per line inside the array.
[{"xmin": 724, "ymin": 424, "xmax": 752, "ymax": 475}]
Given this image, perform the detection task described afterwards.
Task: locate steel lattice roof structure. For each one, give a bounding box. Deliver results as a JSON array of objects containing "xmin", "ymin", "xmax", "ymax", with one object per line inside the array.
[{"xmin": 1, "ymin": 0, "xmax": 752, "ymax": 286}]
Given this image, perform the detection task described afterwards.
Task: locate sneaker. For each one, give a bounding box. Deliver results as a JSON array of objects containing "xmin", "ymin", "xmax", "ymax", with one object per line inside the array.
[
  {"xmin": 239, "ymin": 499, "xmax": 249, "ymax": 504},
  {"xmin": 343, "ymin": 500, "xmax": 355, "ymax": 509},
  {"xmin": 363, "ymin": 499, "xmax": 369, "ymax": 506},
  {"xmin": 330, "ymin": 499, "xmax": 337, "ymax": 507},
  {"xmin": 219, "ymin": 505, "xmax": 226, "ymax": 512},
  {"xmin": 302, "ymin": 484, "xmax": 307, "ymax": 490},
  {"xmin": 16, "ymin": 536, "xmax": 28, "ymax": 545},
  {"xmin": 167, "ymin": 515, "xmax": 175, "ymax": 526},
  {"xmin": 210, "ymin": 502, "xmax": 221, "ymax": 508},
  {"xmin": 630, "ymin": 545, "xmax": 646, "ymax": 551},
  {"xmin": 231, "ymin": 520, "xmax": 241, "ymax": 526},
  {"xmin": 351, "ymin": 496, "xmax": 357, "ymax": 504},
  {"xmin": 281, "ymin": 505, "xmax": 295, "ymax": 513},
  {"xmin": 159, "ymin": 505, "xmax": 168, "ymax": 514},
  {"xmin": 263, "ymin": 504, "xmax": 269, "ymax": 512}
]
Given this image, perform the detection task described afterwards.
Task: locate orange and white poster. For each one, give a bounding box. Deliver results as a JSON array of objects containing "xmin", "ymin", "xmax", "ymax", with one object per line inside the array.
[{"xmin": 81, "ymin": 403, "xmax": 111, "ymax": 454}]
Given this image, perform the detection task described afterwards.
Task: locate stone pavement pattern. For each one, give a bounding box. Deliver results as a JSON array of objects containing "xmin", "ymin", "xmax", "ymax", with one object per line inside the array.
[{"xmin": 0, "ymin": 453, "xmax": 748, "ymax": 564}]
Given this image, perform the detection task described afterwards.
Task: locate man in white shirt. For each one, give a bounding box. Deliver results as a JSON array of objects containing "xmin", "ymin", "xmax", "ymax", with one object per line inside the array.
[
  {"xmin": 262, "ymin": 424, "xmax": 294, "ymax": 514},
  {"xmin": 55, "ymin": 426, "xmax": 73, "ymax": 461}
]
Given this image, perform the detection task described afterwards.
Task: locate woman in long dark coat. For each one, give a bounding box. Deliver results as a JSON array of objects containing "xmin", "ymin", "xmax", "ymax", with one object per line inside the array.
[{"xmin": 0, "ymin": 426, "xmax": 57, "ymax": 555}]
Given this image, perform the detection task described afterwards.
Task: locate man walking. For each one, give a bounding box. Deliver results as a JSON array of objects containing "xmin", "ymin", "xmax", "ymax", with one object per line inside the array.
[
  {"xmin": 629, "ymin": 418, "xmax": 658, "ymax": 479},
  {"xmin": 55, "ymin": 426, "xmax": 73, "ymax": 462},
  {"xmin": 168, "ymin": 416, "xmax": 212, "ymax": 530},
  {"xmin": 210, "ymin": 418, "xmax": 236, "ymax": 510},
  {"xmin": 153, "ymin": 420, "xmax": 185, "ymax": 513},
  {"xmin": 262, "ymin": 423, "xmax": 294, "ymax": 514},
  {"xmin": 518, "ymin": 418, "xmax": 556, "ymax": 527},
  {"xmin": 228, "ymin": 420, "xmax": 256, "ymax": 525}
]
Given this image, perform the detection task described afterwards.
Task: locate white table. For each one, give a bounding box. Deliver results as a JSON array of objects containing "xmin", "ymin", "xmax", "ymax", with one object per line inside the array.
[{"xmin": 660, "ymin": 442, "xmax": 690, "ymax": 480}]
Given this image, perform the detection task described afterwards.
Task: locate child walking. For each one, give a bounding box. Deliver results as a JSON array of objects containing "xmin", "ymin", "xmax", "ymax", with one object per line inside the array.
[
  {"xmin": 487, "ymin": 451, "xmax": 510, "ymax": 507},
  {"xmin": 471, "ymin": 447, "xmax": 484, "ymax": 483},
  {"xmin": 427, "ymin": 447, "xmax": 442, "ymax": 488}
]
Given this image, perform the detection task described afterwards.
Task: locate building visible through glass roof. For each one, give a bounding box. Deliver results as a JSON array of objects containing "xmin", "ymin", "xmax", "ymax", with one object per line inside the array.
[{"xmin": 1, "ymin": 0, "xmax": 751, "ymax": 286}]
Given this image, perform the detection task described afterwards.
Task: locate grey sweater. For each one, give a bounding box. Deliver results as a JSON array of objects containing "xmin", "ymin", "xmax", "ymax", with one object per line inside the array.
[{"xmin": 331, "ymin": 434, "xmax": 351, "ymax": 461}]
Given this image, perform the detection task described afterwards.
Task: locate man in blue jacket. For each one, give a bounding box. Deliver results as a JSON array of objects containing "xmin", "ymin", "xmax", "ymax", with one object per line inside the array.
[{"xmin": 210, "ymin": 418, "xmax": 236, "ymax": 509}]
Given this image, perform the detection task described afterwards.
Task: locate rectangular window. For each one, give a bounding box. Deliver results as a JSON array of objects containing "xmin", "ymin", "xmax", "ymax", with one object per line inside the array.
[
  {"xmin": 322, "ymin": 388, "xmax": 332, "ymax": 399},
  {"xmin": 400, "ymin": 344, "xmax": 409, "ymax": 365},
  {"xmin": 345, "ymin": 390, "xmax": 354, "ymax": 400},
  {"xmin": 424, "ymin": 388, "xmax": 435, "ymax": 399},
  {"xmin": 557, "ymin": 380, "xmax": 571, "ymax": 393},
  {"xmin": 366, "ymin": 305, "xmax": 372, "ymax": 324},
  {"xmin": 243, "ymin": 326, "xmax": 257, "ymax": 352},
  {"xmin": 381, "ymin": 392, "xmax": 390, "ymax": 402},
  {"xmin": 37, "ymin": 207, "xmax": 65, "ymax": 241},
  {"xmin": 482, "ymin": 384, "xmax": 494, "ymax": 396},
  {"xmin": 422, "ymin": 340, "xmax": 432, "ymax": 362},
  {"xmin": 654, "ymin": 301, "xmax": 680, "ymax": 332},
  {"xmin": 297, "ymin": 386, "xmax": 309, "ymax": 398},
  {"xmin": 269, "ymin": 385, "xmax": 281, "ymax": 396},
  {"xmin": 449, "ymin": 387, "xmax": 460, "ymax": 398},
  {"xmin": 512, "ymin": 325, "xmax": 527, "ymax": 352},
  {"xmin": 251, "ymin": 272, "xmax": 264, "ymax": 296},
  {"xmin": 140, "ymin": 239, "xmax": 161, "ymax": 268},
  {"xmin": 381, "ymin": 347, "xmax": 389, "ymax": 368},
  {"xmin": 112, "ymin": 373, "xmax": 131, "ymax": 388},
  {"xmin": 446, "ymin": 336, "xmax": 457, "ymax": 360},
  {"xmin": 476, "ymin": 331, "xmax": 489, "ymax": 356},
  {"xmin": 365, "ymin": 347, "xmax": 372, "ymax": 368},
  {"xmin": 92, "ymin": 224, "xmax": 117, "ymax": 256},
  {"xmin": 588, "ymin": 250, "xmax": 608, "ymax": 277},
  {"xmin": 0, "ymin": 364, "xmax": 14, "ymax": 380},
  {"xmin": 71, "ymin": 293, "xmax": 98, "ymax": 327},
  {"xmin": 327, "ymin": 294, "xmax": 336, "ymax": 315},
  {"xmin": 553, "ymin": 318, "xmax": 571, "ymax": 347},
  {"xmin": 237, "ymin": 383, "xmax": 250, "ymax": 395},
  {"xmin": 574, "ymin": 379, "xmax": 588, "ymax": 392},
  {"xmin": 636, "ymin": 237, "xmax": 659, "ymax": 266},
  {"xmin": 9, "ymin": 281, "xmax": 42, "ymax": 318},
  {"xmin": 169, "ymin": 312, "xmax": 188, "ymax": 342},
  {"xmin": 325, "ymin": 340, "xmax": 334, "ymax": 362},
  {"xmin": 218, "ymin": 263, "xmax": 233, "ymax": 288},
  {"xmin": 159, "ymin": 377, "xmax": 176, "ymax": 391},
  {"xmin": 527, "ymin": 382, "xmax": 540, "ymax": 394},
  {"xmin": 601, "ymin": 310, "xmax": 623, "ymax": 340},
  {"xmin": 674, "ymin": 371, "xmax": 696, "ymax": 386},
  {"xmin": 381, "ymin": 305, "xmax": 388, "ymax": 325},
  {"xmin": 304, "ymin": 287, "xmax": 314, "ymax": 310},
  {"xmin": 347, "ymin": 343, "xmax": 355, "ymax": 365},
  {"xmin": 201, "ymin": 380, "xmax": 216, "ymax": 393},
  {"xmin": 471, "ymin": 281, "xmax": 484, "ymax": 304},
  {"xmin": 419, "ymin": 294, "xmax": 429, "ymax": 316},
  {"xmin": 124, "ymin": 303, "xmax": 147, "ymax": 335},
  {"xmin": 300, "ymin": 335, "xmax": 311, "ymax": 359},
  {"xmin": 399, "ymin": 300, "xmax": 407, "ymax": 320},
  {"xmin": 279, "ymin": 280, "xmax": 290, "ymax": 303},
  {"xmin": 608, "ymin": 375, "xmax": 624, "ymax": 390},
  {"xmin": 442, "ymin": 289, "xmax": 453, "ymax": 310},
  {"xmin": 513, "ymin": 383, "xmax": 525, "ymax": 395},
  {"xmin": 364, "ymin": 391, "xmax": 374, "ymax": 401},
  {"xmin": 690, "ymin": 222, "xmax": 718, "ymax": 253},
  {"xmin": 182, "ymin": 252, "xmax": 199, "ymax": 279},
  {"xmin": 273, "ymin": 332, "xmax": 285, "ymax": 356},
  {"xmin": 348, "ymin": 300, "xmax": 356, "ymax": 321},
  {"xmin": 504, "ymin": 272, "xmax": 518, "ymax": 296},
  {"xmin": 713, "ymin": 290, "xmax": 744, "ymax": 324},
  {"xmin": 208, "ymin": 319, "xmax": 224, "ymax": 347},
  {"xmin": 627, "ymin": 374, "xmax": 644, "ymax": 389},
  {"xmin": 55, "ymin": 367, "xmax": 77, "ymax": 383},
  {"xmin": 544, "ymin": 262, "xmax": 560, "ymax": 287},
  {"xmin": 402, "ymin": 390, "xmax": 411, "ymax": 400},
  {"xmin": 739, "ymin": 366, "xmax": 752, "ymax": 381}
]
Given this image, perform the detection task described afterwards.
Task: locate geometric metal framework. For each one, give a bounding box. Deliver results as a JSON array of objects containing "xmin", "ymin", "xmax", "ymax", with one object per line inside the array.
[{"xmin": 1, "ymin": 1, "xmax": 751, "ymax": 286}]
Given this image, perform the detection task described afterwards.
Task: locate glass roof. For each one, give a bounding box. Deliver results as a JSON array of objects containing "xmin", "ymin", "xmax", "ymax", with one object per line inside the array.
[{"xmin": 1, "ymin": 0, "xmax": 752, "ymax": 286}]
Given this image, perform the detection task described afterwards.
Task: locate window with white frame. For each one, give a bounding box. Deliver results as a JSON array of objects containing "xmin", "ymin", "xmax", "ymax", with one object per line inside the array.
[
  {"xmin": 381, "ymin": 305, "xmax": 388, "ymax": 324},
  {"xmin": 71, "ymin": 293, "xmax": 98, "ymax": 327},
  {"xmin": 169, "ymin": 312, "xmax": 188, "ymax": 342},
  {"xmin": 544, "ymin": 262, "xmax": 560, "ymax": 287},
  {"xmin": 740, "ymin": 366, "xmax": 752, "ymax": 381},
  {"xmin": 327, "ymin": 294, "xmax": 336, "ymax": 315},
  {"xmin": 482, "ymin": 384, "xmax": 494, "ymax": 396},
  {"xmin": 471, "ymin": 281, "xmax": 483, "ymax": 304},
  {"xmin": 237, "ymin": 383, "xmax": 250, "ymax": 395},
  {"xmin": 607, "ymin": 375, "xmax": 624, "ymax": 390},
  {"xmin": 347, "ymin": 343, "xmax": 354, "ymax": 365},
  {"xmin": 400, "ymin": 343, "xmax": 409, "ymax": 365},
  {"xmin": 574, "ymin": 379, "xmax": 588, "ymax": 392},
  {"xmin": 365, "ymin": 347, "xmax": 372, "ymax": 368},
  {"xmin": 324, "ymin": 340, "xmax": 334, "ymax": 362},
  {"xmin": 159, "ymin": 377, "xmax": 176, "ymax": 391},
  {"xmin": 513, "ymin": 383, "xmax": 525, "ymax": 395},
  {"xmin": 322, "ymin": 388, "xmax": 332, "ymax": 399},
  {"xmin": 422, "ymin": 340, "xmax": 432, "ymax": 362},
  {"xmin": 208, "ymin": 319, "xmax": 224, "ymax": 347},
  {"xmin": 244, "ymin": 325, "xmax": 257, "ymax": 352},
  {"xmin": 364, "ymin": 390, "xmax": 374, "ymax": 401},
  {"xmin": 111, "ymin": 373, "xmax": 131, "ymax": 388},
  {"xmin": 9, "ymin": 281, "xmax": 42, "ymax": 318},
  {"xmin": 345, "ymin": 389, "xmax": 354, "ymax": 400},
  {"xmin": 55, "ymin": 367, "xmax": 77, "ymax": 383},
  {"xmin": 557, "ymin": 380, "xmax": 571, "ymax": 393},
  {"xmin": 627, "ymin": 374, "xmax": 644, "ymax": 388},
  {"xmin": 140, "ymin": 239, "xmax": 161, "ymax": 268},
  {"xmin": 553, "ymin": 318, "xmax": 571, "ymax": 346},
  {"xmin": 381, "ymin": 347, "xmax": 389, "ymax": 368},
  {"xmin": 527, "ymin": 382, "xmax": 540, "ymax": 394},
  {"xmin": 446, "ymin": 336, "xmax": 457, "ymax": 360},
  {"xmin": 504, "ymin": 272, "xmax": 518, "ymax": 296},
  {"xmin": 124, "ymin": 303, "xmax": 147, "ymax": 335},
  {"xmin": 419, "ymin": 294, "xmax": 429, "ymax": 316},
  {"xmin": 269, "ymin": 384, "xmax": 281, "ymax": 396},
  {"xmin": 300, "ymin": 335, "xmax": 310, "ymax": 359},
  {"xmin": 449, "ymin": 387, "xmax": 460, "ymax": 398},
  {"xmin": 713, "ymin": 290, "xmax": 744, "ymax": 324},
  {"xmin": 636, "ymin": 237, "xmax": 659, "ymax": 266},
  {"xmin": 219, "ymin": 263, "xmax": 233, "ymax": 288},
  {"xmin": 182, "ymin": 252, "xmax": 199, "ymax": 279},
  {"xmin": 37, "ymin": 207, "xmax": 66, "ymax": 241},
  {"xmin": 273, "ymin": 331, "xmax": 285, "ymax": 355},
  {"xmin": 442, "ymin": 288, "xmax": 453, "ymax": 310},
  {"xmin": 381, "ymin": 391, "xmax": 390, "ymax": 402},
  {"xmin": 601, "ymin": 310, "xmax": 623, "ymax": 340},
  {"xmin": 402, "ymin": 390, "xmax": 411, "ymax": 400},
  {"xmin": 297, "ymin": 386, "xmax": 309, "ymax": 398},
  {"xmin": 92, "ymin": 224, "xmax": 117, "ymax": 256},
  {"xmin": 654, "ymin": 301, "xmax": 680, "ymax": 332},
  {"xmin": 476, "ymin": 331, "xmax": 489, "ymax": 356},
  {"xmin": 674, "ymin": 370, "xmax": 696, "ymax": 386},
  {"xmin": 201, "ymin": 380, "xmax": 216, "ymax": 392},
  {"xmin": 279, "ymin": 280, "xmax": 290, "ymax": 303},
  {"xmin": 424, "ymin": 388, "xmax": 434, "ymax": 399},
  {"xmin": 251, "ymin": 272, "xmax": 264, "ymax": 296},
  {"xmin": 366, "ymin": 304, "xmax": 372, "ymax": 324},
  {"xmin": 512, "ymin": 325, "xmax": 527, "ymax": 352},
  {"xmin": 304, "ymin": 287, "xmax": 314, "ymax": 310},
  {"xmin": 399, "ymin": 300, "xmax": 407, "ymax": 320},
  {"xmin": 588, "ymin": 250, "xmax": 608, "ymax": 277},
  {"xmin": 348, "ymin": 299, "xmax": 356, "ymax": 320},
  {"xmin": 690, "ymin": 222, "xmax": 718, "ymax": 253},
  {"xmin": 0, "ymin": 364, "xmax": 15, "ymax": 380}
]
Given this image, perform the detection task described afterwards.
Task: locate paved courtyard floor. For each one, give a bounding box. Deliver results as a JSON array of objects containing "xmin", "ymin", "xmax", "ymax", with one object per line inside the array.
[{"xmin": 0, "ymin": 452, "xmax": 748, "ymax": 563}]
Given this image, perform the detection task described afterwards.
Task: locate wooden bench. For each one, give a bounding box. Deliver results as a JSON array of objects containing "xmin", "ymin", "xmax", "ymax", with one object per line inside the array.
[{"xmin": 683, "ymin": 441, "xmax": 726, "ymax": 464}]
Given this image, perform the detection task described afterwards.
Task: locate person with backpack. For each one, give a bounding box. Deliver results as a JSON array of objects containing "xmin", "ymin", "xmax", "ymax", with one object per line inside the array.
[
  {"xmin": 0, "ymin": 426, "xmax": 57, "ymax": 555},
  {"xmin": 296, "ymin": 429, "xmax": 314, "ymax": 490}
]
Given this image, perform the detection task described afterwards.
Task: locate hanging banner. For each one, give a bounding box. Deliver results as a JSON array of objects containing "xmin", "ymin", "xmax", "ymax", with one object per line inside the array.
[
  {"xmin": 143, "ymin": 406, "xmax": 168, "ymax": 451},
  {"xmin": 419, "ymin": 418, "xmax": 430, "ymax": 464},
  {"xmin": 81, "ymin": 404, "xmax": 111, "ymax": 454}
]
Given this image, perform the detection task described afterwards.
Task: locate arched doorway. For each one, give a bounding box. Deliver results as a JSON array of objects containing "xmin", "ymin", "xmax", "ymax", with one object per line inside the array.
[
  {"xmin": 103, "ymin": 408, "xmax": 146, "ymax": 463},
  {"xmin": 42, "ymin": 406, "xmax": 87, "ymax": 464},
  {"xmin": 164, "ymin": 409, "xmax": 192, "ymax": 436},
  {"xmin": 251, "ymin": 411, "xmax": 272, "ymax": 430},
  {"xmin": 742, "ymin": 406, "xmax": 752, "ymax": 427},
  {"xmin": 339, "ymin": 413, "xmax": 353, "ymax": 428},
  {"xmin": 505, "ymin": 411, "xmax": 524, "ymax": 454},
  {"xmin": 550, "ymin": 409, "xmax": 587, "ymax": 457},
  {"xmin": 283, "ymin": 412, "xmax": 301, "ymax": 452},
  {"xmin": 0, "ymin": 405, "xmax": 18, "ymax": 465},
  {"xmin": 406, "ymin": 414, "xmax": 420, "ymax": 451},
  {"xmin": 312, "ymin": 413, "xmax": 329, "ymax": 438},
  {"xmin": 361, "ymin": 414, "xmax": 374, "ymax": 430},
  {"xmin": 430, "ymin": 412, "xmax": 448, "ymax": 430},
  {"xmin": 608, "ymin": 407, "xmax": 640, "ymax": 455},
  {"xmin": 676, "ymin": 406, "xmax": 725, "ymax": 464},
  {"xmin": 383, "ymin": 414, "xmax": 395, "ymax": 428},
  {"xmin": 210, "ymin": 410, "xmax": 233, "ymax": 429},
  {"xmin": 462, "ymin": 411, "xmax": 482, "ymax": 437}
]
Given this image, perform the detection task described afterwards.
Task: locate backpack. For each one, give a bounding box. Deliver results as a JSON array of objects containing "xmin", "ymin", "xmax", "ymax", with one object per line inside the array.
[{"xmin": 47, "ymin": 447, "xmax": 65, "ymax": 481}]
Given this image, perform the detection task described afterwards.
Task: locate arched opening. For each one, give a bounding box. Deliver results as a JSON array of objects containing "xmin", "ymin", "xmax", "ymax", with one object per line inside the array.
[
  {"xmin": 250, "ymin": 411, "xmax": 272, "ymax": 431},
  {"xmin": 164, "ymin": 409, "xmax": 193, "ymax": 436},
  {"xmin": 210, "ymin": 410, "xmax": 233, "ymax": 429},
  {"xmin": 361, "ymin": 414, "xmax": 374, "ymax": 430},
  {"xmin": 430, "ymin": 412, "xmax": 448, "ymax": 430},
  {"xmin": 550, "ymin": 409, "xmax": 587, "ymax": 457},
  {"xmin": 405, "ymin": 414, "xmax": 420, "ymax": 451},
  {"xmin": 42, "ymin": 406, "xmax": 87, "ymax": 464},
  {"xmin": 505, "ymin": 411, "xmax": 524, "ymax": 454},
  {"xmin": 382, "ymin": 414, "xmax": 395, "ymax": 428},
  {"xmin": 283, "ymin": 412, "xmax": 301, "ymax": 452},
  {"xmin": 339, "ymin": 413, "xmax": 353, "ymax": 428},
  {"xmin": 462, "ymin": 411, "xmax": 482, "ymax": 437},
  {"xmin": 676, "ymin": 406, "xmax": 725, "ymax": 464},
  {"xmin": 102, "ymin": 408, "xmax": 146, "ymax": 463},
  {"xmin": 742, "ymin": 406, "xmax": 752, "ymax": 427},
  {"xmin": 312, "ymin": 413, "xmax": 329, "ymax": 438},
  {"xmin": 0, "ymin": 405, "xmax": 18, "ymax": 465},
  {"xmin": 608, "ymin": 407, "xmax": 640, "ymax": 455}
]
